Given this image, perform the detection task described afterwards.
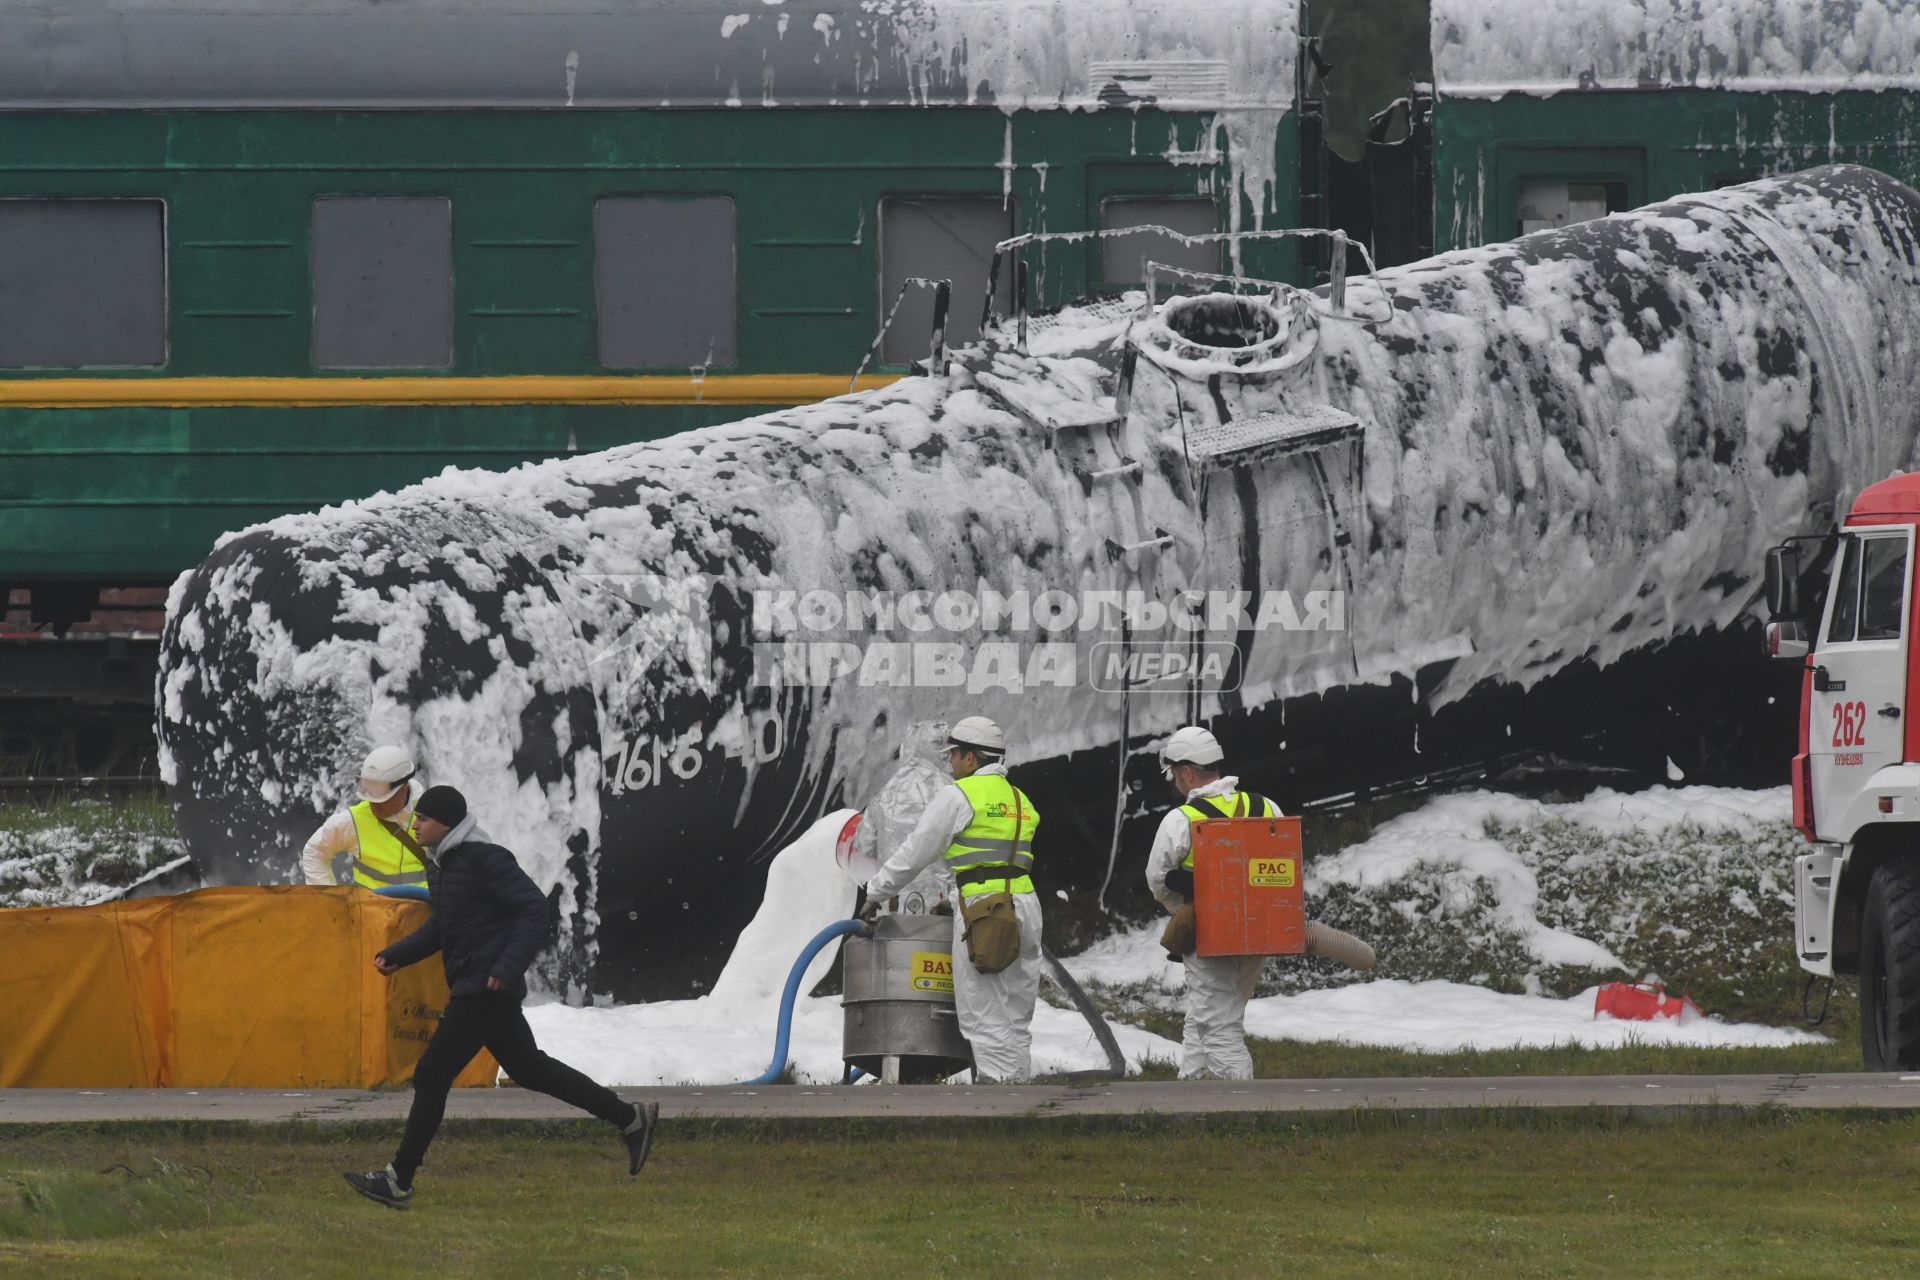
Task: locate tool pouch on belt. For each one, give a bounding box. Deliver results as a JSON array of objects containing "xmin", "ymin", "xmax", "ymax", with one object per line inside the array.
[
  {"xmin": 961, "ymin": 891, "xmax": 1021, "ymax": 973},
  {"xmin": 1160, "ymin": 903, "xmax": 1196, "ymax": 959}
]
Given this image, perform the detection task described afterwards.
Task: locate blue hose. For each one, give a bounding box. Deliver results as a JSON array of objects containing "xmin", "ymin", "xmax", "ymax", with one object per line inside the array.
[
  {"xmin": 372, "ymin": 885, "xmax": 432, "ymax": 902},
  {"xmin": 742, "ymin": 918, "xmax": 869, "ymax": 1086}
]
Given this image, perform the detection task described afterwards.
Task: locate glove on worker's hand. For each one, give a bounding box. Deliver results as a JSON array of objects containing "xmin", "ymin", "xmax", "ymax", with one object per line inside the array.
[
  {"xmin": 856, "ymin": 896, "xmax": 883, "ymax": 926},
  {"xmin": 1164, "ymin": 867, "xmax": 1195, "ymax": 900}
]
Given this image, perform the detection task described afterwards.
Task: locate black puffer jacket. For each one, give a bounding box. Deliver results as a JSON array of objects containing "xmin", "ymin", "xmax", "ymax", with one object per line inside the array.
[{"xmin": 380, "ymin": 821, "xmax": 552, "ymax": 999}]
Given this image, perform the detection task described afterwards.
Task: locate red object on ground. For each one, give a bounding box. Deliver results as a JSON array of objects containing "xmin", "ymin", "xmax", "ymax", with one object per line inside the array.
[{"xmin": 1594, "ymin": 982, "xmax": 1703, "ymax": 1021}]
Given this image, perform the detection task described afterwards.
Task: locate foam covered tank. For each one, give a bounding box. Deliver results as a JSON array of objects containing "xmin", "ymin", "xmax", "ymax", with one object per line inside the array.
[{"xmin": 159, "ymin": 166, "xmax": 1920, "ymax": 998}]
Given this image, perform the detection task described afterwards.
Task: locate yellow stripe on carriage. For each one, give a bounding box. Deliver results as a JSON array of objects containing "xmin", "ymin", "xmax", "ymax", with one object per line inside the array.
[{"xmin": 0, "ymin": 373, "xmax": 900, "ymax": 408}]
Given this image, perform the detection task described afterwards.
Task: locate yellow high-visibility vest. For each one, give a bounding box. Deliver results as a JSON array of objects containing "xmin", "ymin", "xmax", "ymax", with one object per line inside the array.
[
  {"xmin": 942, "ymin": 773, "xmax": 1039, "ymax": 899},
  {"xmin": 1178, "ymin": 790, "xmax": 1277, "ymax": 869},
  {"xmin": 346, "ymin": 801, "xmax": 429, "ymax": 890}
]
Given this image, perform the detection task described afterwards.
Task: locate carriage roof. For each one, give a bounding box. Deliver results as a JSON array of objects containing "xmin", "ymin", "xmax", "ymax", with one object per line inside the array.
[
  {"xmin": 0, "ymin": 0, "xmax": 1299, "ymax": 111},
  {"xmin": 1433, "ymin": 0, "xmax": 1920, "ymax": 97}
]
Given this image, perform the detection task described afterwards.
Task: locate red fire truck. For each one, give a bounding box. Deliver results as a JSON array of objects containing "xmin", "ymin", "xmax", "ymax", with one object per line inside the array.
[{"xmin": 1768, "ymin": 473, "xmax": 1920, "ymax": 1069}]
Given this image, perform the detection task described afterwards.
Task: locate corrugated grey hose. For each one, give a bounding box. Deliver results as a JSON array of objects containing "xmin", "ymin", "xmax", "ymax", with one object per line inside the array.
[
  {"xmin": 1039, "ymin": 924, "xmax": 1376, "ymax": 1082},
  {"xmin": 1306, "ymin": 921, "xmax": 1377, "ymax": 971},
  {"xmin": 1040, "ymin": 947, "xmax": 1127, "ymax": 1077}
]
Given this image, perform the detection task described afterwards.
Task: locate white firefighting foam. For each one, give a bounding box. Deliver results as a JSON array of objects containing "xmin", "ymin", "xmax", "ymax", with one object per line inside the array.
[
  {"xmin": 159, "ymin": 168, "xmax": 1920, "ymax": 973},
  {"xmin": 1433, "ymin": 0, "xmax": 1920, "ymax": 97},
  {"xmin": 525, "ymin": 786, "xmax": 1822, "ymax": 1086}
]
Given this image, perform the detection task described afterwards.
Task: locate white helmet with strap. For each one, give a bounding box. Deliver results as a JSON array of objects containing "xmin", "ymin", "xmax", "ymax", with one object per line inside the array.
[
  {"xmin": 945, "ymin": 715, "xmax": 1007, "ymax": 757},
  {"xmin": 356, "ymin": 745, "xmax": 417, "ymax": 803},
  {"xmin": 1159, "ymin": 725, "xmax": 1224, "ymax": 777}
]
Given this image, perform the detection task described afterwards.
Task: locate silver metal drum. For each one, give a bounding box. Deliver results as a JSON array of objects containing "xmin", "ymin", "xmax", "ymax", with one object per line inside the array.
[{"xmin": 841, "ymin": 912, "xmax": 972, "ymax": 1082}]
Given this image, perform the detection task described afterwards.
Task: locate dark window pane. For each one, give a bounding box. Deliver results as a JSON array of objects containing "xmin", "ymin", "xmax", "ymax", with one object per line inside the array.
[
  {"xmin": 1859, "ymin": 536, "xmax": 1907, "ymax": 641},
  {"xmin": 1100, "ymin": 197, "xmax": 1218, "ymax": 286},
  {"xmin": 311, "ymin": 197, "xmax": 452, "ymax": 369},
  {"xmin": 880, "ymin": 198, "xmax": 1013, "ymax": 366},
  {"xmin": 0, "ymin": 199, "xmax": 166, "ymax": 368},
  {"xmin": 595, "ymin": 197, "xmax": 736, "ymax": 369},
  {"xmin": 1827, "ymin": 536, "xmax": 1863, "ymax": 644}
]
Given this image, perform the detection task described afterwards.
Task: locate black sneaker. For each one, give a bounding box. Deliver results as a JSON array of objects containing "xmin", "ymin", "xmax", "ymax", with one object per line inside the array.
[
  {"xmin": 622, "ymin": 1101, "xmax": 660, "ymax": 1175},
  {"xmin": 344, "ymin": 1165, "xmax": 411, "ymax": 1210}
]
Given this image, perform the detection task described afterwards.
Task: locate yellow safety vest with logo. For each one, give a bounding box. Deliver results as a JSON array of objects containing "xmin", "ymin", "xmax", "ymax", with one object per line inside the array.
[
  {"xmin": 1178, "ymin": 790, "xmax": 1277, "ymax": 869},
  {"xmin": 346, "ymin": 801, "xmax": 429, "ymax": 890},
  {"xmin": 943, "ymin": 773, "xmax": 1039, "ymax": 899}
]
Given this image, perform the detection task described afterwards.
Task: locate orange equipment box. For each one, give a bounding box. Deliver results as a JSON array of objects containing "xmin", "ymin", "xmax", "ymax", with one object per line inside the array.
[{"xmin": 1193, "ymin": 815, "xmax": 1306, "ymax": 958}]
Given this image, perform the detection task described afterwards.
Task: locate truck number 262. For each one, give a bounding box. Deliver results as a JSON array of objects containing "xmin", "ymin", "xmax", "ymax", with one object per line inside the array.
[{"xmin": 1831, "ymin": 700, "xmax": 1869, "ymax": 748}]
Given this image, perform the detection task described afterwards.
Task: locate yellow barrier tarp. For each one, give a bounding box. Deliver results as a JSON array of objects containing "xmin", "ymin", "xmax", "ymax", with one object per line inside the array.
[{"xmin": 0, "ymin": 886, "xmax": 496, "ymax": 1089}]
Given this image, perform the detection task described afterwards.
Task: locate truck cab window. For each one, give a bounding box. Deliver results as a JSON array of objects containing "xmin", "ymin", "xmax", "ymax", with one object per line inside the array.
[
  {"xmin": 1859, "ymin": 536, "xmax": 1908, "ymax": 640},
  {"xmin": 1827, "ymin": 536, "xmax": 1862, "ymax": 643}
]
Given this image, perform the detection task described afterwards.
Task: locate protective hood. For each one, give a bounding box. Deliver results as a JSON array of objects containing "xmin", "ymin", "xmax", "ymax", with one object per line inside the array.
[
  {"xmin": 853, "ymin": 721, "xmax": 953, "ymax": 891},
  {"xmin": 427, "ymin": 813, "xmax": 490, "ymax": 862}
]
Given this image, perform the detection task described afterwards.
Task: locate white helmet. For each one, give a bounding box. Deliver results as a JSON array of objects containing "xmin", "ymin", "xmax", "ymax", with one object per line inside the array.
[
  {"xmin": 1160, "ymin": 725, "xmax": 1224, "ymax": 777},
  {"xmin": 946, "ymin": 715, "xmax": 1007, "ymax": 756},
  {"xmin": 356, "ymin": 745, "xmax": 417, "ymax": 803}
]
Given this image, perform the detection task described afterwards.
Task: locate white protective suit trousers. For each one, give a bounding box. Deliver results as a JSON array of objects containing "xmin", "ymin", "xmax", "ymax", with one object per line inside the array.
[
  {"xmin": 951, "ymin": 890, "xmax": 1044, "ymax": 1083},
  {"xmin": 1180, "ymin": 952, "xmax": 1265, "ymax": 1080}
]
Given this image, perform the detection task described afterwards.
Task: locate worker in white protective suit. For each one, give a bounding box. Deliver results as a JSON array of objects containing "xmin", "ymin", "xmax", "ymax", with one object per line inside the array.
[
  {"xmin": 862, "ymin": 716, "xmax": 1043, "ymax": 1083},
  {"xmin": 299, "ymin": 745, "xmax": 428, "ymax": 889},
  {"xmin": 852, "ymin": 721, "xmax": 956, "ymax": 915},
  {"xmin": 1145, "ymin": 725, "xmax": 1276, "ymax": 1081}
]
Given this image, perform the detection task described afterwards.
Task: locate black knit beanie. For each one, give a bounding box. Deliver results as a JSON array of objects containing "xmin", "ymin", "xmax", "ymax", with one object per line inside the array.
[{"xmin": 414, "ymin": 784, "xmax": 467, "ymax": 829}]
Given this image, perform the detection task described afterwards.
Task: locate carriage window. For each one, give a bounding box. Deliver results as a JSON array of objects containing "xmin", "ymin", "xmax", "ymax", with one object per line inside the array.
[
  {"xmin": 1100, "ymin": 198, "xmax": 1219, "ymax": 287},
  {"xmin": 879, "ymin": 198, "xmax": 1015, "ymax": 366},
  {"xmin": 1827, "ymin": 536, "xmax": 1863, "ymax": 643},
  {"xmin": 1859, "ymin": 536, "xmax": 1908, "ymax": 641},
  {"xmin": 596, "ymin": 196, "xmax": 736, "ymax": 369},
  {"xmin": 0, "ymin": 200, "xmax": 166, "ymax": 367},
  {"xmin": 311, "ymin": 197, "xmax": 452, "ymax": 369},
  {"xmin": 1515, "ymin": 181, "xmax": 1627, "ymax": 236}
]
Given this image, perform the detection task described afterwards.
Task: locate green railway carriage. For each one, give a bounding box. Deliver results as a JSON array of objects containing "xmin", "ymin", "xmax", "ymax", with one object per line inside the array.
[
  {"xmin": 1424, "ymin": 0, "xmax": 1920, "ymax": 253},
  {"xmin": 0, "ymin": 0, "xmax": 1304, "ymax": 620}
]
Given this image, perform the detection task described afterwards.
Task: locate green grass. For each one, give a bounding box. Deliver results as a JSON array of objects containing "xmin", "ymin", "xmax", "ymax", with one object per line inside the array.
[
  {"xmin": 1, "ymin": 1114, "xmax": 1916, "ymax": 1278},
  {"xmin": 0, "ymin": 1159, "xmax": 243, "ymax": 1245},
  {"xmin": 0, "ymin": 793, "xmax": 174, "ymax": 839},
  {"xmin": 0, "ymin": 793, "xmax": 181, "ymax": 907}
]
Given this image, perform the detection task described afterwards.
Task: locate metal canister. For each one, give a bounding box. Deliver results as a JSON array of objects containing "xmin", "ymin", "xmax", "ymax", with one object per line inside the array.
[{"xmin": 840, "ymin": 912, "xmax": 971, "ymax": 1082}]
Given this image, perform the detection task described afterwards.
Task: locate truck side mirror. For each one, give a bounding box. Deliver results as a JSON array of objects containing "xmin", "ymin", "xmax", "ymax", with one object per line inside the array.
[
  {"xmin": 1765, "ymin": 545, "xmax": 1802, "ymax": 620},
  {"xmin": 1767, "ymin": 620, "xmax": 1810, "ymax": 662}
]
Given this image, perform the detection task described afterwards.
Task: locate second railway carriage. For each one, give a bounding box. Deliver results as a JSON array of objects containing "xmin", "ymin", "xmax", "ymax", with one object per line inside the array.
[
  {"xmin": 1326, "ymin": 1, "xmax": 1920, "ymax": 270},
  {"xmin": 1423, "ymin": 0, "xmax": 1920, "ymax": 255}
]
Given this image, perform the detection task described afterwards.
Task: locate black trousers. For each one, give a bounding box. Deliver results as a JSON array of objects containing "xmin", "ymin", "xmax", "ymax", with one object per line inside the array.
[{"xmin": 393, "ymin": 991, "xmax": 631, "ymax": 1181}]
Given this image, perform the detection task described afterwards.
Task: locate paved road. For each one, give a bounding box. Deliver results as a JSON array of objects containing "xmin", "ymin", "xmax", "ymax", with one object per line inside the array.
[{"xmin": 5, "ymin": 1073, "xmax": 1920, "ymax": 1124}]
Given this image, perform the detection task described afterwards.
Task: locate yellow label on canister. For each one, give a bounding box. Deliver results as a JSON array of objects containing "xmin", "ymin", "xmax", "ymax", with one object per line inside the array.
[
  {"xmin": 1249, "ymin": 857, "xmax": 1297, "ymax": 888},
  {"xmin": 909, "ymin": 950, "xmax": 955, "ymax": 994}
]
